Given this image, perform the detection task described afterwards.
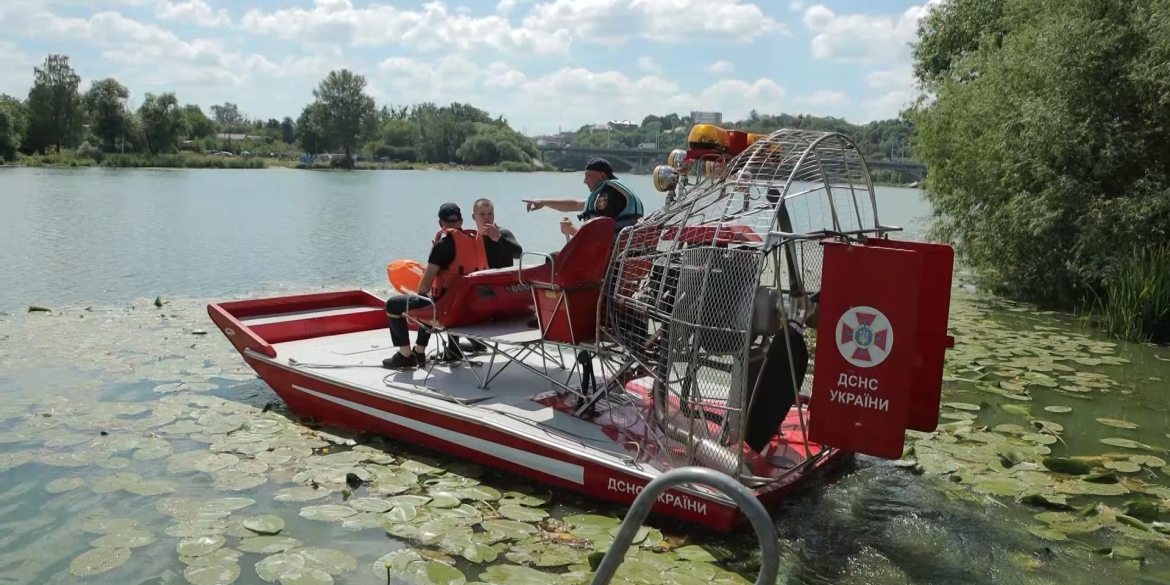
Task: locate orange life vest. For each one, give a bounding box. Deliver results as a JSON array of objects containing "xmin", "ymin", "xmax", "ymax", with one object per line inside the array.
[{"xmin": 430, "ymin": 228, "xmax": 489, "ymax": 300}]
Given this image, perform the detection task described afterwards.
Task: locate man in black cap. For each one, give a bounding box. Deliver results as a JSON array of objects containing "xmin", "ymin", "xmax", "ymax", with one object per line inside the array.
[
  {"xmin": 523, "ymin": 157, "xmax": 645, "ymax": 237},
  {"xmin": 383, "ymin": 202, "xmax": 489, "ymax": 370}
]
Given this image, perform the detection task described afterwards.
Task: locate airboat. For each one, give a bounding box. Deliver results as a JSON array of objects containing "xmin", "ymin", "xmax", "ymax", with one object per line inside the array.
[{"xmin": 208, "ymin": 127, "xmax": 956, "ymax": 531}]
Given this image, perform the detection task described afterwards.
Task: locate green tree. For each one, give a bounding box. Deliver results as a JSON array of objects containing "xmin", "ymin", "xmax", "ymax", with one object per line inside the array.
[
  {"xmin": 210, "ymin": 102, "xmax": 245, "ymax": 129},
  {"xmin": 26, "ymin": 54, "xmax": 83, "ymax": 153},
  {"xmin": 0, "ymin": 95, "xmax": 28, "ymax": 161},
  {"xmin": 83, "ymin": 78, "xmax": 130, "ymax": 152},
  {"xmin": 138, "ymin": 92, "xmax": 188, "ymax": 153},
  {"xmin": 910, "ymin": 0, "xmax": 1170, "ymax": 312},
  {"xmin": 280, "ymin": 117, "xmax": 295, "ymax": 144},
  {"xmin": 183, "ymin": 104, "xmax": 217, "ymax": 139},
  {"xmin": 311, "ymin": 69, "xmax": 376, "ymax": 158},
  {"xmin": 296, "ymin": 103, "xmax": 331, "ymax": 155}
]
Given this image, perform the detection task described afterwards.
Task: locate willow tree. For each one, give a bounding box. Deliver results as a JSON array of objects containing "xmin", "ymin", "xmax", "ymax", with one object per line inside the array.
[{"xmin": 910, "ymin": 0, "xmax": 1170, "ymax": 310}]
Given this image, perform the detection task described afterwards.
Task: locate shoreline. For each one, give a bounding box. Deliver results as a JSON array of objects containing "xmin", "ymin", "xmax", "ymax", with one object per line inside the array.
[{"xmin": 2, "ymin": 160, "xmax": 918, "ymax": 187}]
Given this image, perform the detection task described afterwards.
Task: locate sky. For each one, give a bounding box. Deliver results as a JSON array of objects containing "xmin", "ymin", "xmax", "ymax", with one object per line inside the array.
[{"xmin": 0, "ymin": 0, "xmax": 941, "ymax": 135}]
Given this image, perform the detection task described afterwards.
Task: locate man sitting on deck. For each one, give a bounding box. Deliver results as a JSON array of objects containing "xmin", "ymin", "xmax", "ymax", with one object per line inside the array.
[
  {"xmin": 522, "ymin": 158, "xmax": 645, "ymax": 240},
  {"xmin": 441, "ymin": 198, "xmax": 526, "ymax": 360},
  {"xmin": 383, "ymin": 202, "xmax": 488, "ymax": 370}
]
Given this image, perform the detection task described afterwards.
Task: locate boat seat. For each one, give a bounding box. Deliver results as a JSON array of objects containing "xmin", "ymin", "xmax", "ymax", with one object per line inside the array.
[
  {"xmin": 523, "ymin": 217, "xmax": 616, "ymax": 345},
  {"xmin": 404, "ymin": 263, "xmax": 551, "ymax": 330}
]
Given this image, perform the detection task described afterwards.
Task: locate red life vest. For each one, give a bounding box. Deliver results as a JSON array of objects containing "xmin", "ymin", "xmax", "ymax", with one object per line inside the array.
[{"xmin": 430, "ymin": 228, "xmax": 489, "ymax": 300}]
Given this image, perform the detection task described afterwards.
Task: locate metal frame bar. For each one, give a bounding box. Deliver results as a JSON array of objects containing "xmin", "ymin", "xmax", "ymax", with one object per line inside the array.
[{"xmin": 589, "ymin": 467, "xmax": 778, "ymax": 585}]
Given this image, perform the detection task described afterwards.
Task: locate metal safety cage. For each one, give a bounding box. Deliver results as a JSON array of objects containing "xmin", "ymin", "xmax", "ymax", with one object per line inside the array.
[{"xmin": 595, "ymin": 129, "xmax": 897, "ymax": 488}]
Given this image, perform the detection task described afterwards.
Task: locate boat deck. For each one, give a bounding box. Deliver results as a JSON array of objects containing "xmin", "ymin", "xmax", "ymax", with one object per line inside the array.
[{"xmin": 273, "ymin": 327, "xmax": 637, "ymax": 460}]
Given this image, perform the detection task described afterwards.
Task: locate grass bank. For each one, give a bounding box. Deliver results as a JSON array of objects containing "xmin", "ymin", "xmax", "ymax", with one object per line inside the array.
[{"xmin": 1084, "ymin": 244, "xmax": 1170, "ymax": 344}]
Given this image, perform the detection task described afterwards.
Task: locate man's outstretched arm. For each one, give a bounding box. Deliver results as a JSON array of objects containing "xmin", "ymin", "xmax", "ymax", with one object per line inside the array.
[{"xmin": 523, "ymin": 199, "xmax": 585, "ymax": 213}]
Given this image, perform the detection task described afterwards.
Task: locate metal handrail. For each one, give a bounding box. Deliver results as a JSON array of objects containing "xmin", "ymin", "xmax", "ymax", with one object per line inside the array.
[{"xmin": 589, "ymin": 467, "xmax": 779, "ymax": 585}]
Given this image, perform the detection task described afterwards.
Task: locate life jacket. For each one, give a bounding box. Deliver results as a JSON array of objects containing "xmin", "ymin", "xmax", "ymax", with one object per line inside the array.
[
  {"xmin": 430, "ymin": 228, "xmax": 489, "ymax": 300},
  {"xmin": 580, "ymin": 178, "xmax": 644, "ymax": 232}
]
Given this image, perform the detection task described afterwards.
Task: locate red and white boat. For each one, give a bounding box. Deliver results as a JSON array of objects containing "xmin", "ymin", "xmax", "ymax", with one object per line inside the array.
[{"xmin": 209, "ymin": 128, "xmax": 955, "ymax": 531}]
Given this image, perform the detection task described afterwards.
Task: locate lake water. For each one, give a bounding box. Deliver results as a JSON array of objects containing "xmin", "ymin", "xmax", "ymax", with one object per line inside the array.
[
  {"xmin": 0, "ymin": 167, "xmax": 931, "ymax": 313},
  {"xmin": 1, "ymin": 167, "xmax": 1169, "ymax": 585}
]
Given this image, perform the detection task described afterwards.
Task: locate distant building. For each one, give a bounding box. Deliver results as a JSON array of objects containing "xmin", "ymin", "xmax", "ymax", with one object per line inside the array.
[
  {"xmin": 690, "ymin": 111, "xmax": 723, "ymax": 125},
  {"xmin": 608, "ymin": 119, "xmax": 638, "ymax": 131}
]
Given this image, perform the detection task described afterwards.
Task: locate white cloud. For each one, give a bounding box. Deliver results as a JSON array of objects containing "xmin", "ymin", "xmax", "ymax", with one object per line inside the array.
[
  {"xmin": 637, "ymin": 56, "xmax": 659, "ymax": 74},
  {"xmin": 802, "ymin": 89, "xmax": 850, "ymax": 106},
  {"xmin": 156, "ymin": 0, "xmax": 230, "ymax": 27},
  {"xmin": 496, "ymin": 0, "xmax": 517, "ymax": 15},
  {"xmin": 802, "ymin": 1, "xmax": 940, "ymax": 64},
  {"xmin": 789, "ymin": 1, "xmax": 803, "ymax": 11},
  {"xmin": 863, "ymin": 66, "xmax": 915, "ymax": 120},
  {"xmin": 241, "ymin": 0, "xmax": 571, "ymax": 54},
  {"xmin": 703, "ymin": 60, "xmax": 734, "ymax": 75},
  {"xmin": 522, "ymin": 0, "xmax": 785, "ymax": 45},
  {"xmin": 369, "ymin": 54, "xmax": 785, "ymax": 133},
  {"xmin": 0, "ymin": 42, "xmax": 37, "ymax": 99}
]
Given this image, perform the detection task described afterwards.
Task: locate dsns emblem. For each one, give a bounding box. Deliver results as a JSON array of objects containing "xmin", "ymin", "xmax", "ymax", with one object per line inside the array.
[{"xmin": 835, "ymin": 306, "xmax": 893, "ymax": 368}]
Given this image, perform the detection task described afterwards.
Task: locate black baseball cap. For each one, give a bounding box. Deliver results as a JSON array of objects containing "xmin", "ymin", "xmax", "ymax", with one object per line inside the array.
[
  {"xmin": 438, "ymin": 203, "xmax": 462, "ymax": 222},
  {"xmin": 585, "ymin": 157, "xmax": 615, "ymax": 177}
]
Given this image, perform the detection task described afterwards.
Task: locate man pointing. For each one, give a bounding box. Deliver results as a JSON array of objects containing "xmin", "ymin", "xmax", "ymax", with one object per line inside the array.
[{"xmin": 523, "ymin": 157, "xmax": 645, "ymax": 238}]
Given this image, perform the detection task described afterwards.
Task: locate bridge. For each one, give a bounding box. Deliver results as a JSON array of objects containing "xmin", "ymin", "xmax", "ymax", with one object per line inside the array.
[{"xmin": 536, "ymin": 145, "xmax": 927, "ymax": 181}]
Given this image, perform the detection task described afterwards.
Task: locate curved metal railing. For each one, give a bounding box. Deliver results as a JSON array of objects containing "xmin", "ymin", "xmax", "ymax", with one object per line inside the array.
[{"xmin": 589, "ymin": 467, "xmax": 780, "ymax": 585}]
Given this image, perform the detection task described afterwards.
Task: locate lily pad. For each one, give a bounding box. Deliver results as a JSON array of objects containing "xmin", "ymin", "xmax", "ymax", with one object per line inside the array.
[
  {"xmin": 1028, "ymin": 527, "xmax": 1068, "ymax": 541},
  {"xmin": 1042, "ymin": 457, "xmax": 1091, "ymax": 475},
  {"xmin": 1101, "ymin": 438, "xmax": 1157, "ymax": 450},
  {"xmin": 69, "ymin": 547, "xmax": 131, "ymax": 577},
  {"xmin": 500, "ymin": 505, "xmax": 548, "ymax": 522},
  {"xmin": 1043, "ymin": 406, "xmax": 1072, "ymax": 414},
  {"xmin": 480, "ymin": 519, "xmax": 538, "ymax": 540},
  {"xmin": 274, "ymin": 487, "xmax": 333, "ymax": 502},
  {"xmin": 478, "ymin": 564, "xmax": 554, "ymax": 585},
  {"xmin": 348, "ymin": 498, "xmax": 392, "ymax": 513},
  {"xmin": 299, "ymin": 505, "xmax": 357, "ymax": 522},
  {"xmin": 1096, "ymin": 418, "xmax": 1139, "ymax": 430},
  {"xmin": 179, "ymin": 536, "xmax": 227, "ymax": 557},
  {"xmin": 256, "ymin": 553, "xmax": 305, "ymax": 582},
  {"xmin": 299, "ymin": 548, "xmax": 358, "ymax": 575},
  {"xmin": 277, "ymin": 568, "xmax": 333, "ymax": 585},
  {"xmin": 1103, "ymin": 461, "xmax": 1142, "ymax": 473},
  {"xmin": 167, "ymin": 519, "xmax": 230, "ymax": 538},
  {"xmin": 242, "ymin": 515, "xmax": 285, "ymax": 535},
  {"xmin": 382, "ymin": 505, "xmax": 418, "ymax": 523},
  {"xmin": 674, "ymin": 545, "xmax": 720, "ymax": 562},
  {"xmin": 238, "ymin": 536, "xmax": 304, "ymax": 554},
  {"xmin": 184, "ymin": 563, "xmax": 241, "ymax": 585}
]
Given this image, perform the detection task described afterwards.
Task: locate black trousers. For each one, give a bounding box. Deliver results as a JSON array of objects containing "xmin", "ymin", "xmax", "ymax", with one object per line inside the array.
[{"xmin": 385, "ymin": 294, "xmax": 434, "ymax": 348}]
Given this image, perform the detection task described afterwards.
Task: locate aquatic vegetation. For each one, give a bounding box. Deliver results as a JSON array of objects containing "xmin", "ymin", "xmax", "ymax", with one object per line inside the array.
[{"xmin": 1, "ymin": 288, "xmax": 1168, "ymax": 583}]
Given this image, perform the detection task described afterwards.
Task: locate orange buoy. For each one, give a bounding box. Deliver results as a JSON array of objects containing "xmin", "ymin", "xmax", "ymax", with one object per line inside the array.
[{"xmin": 387, "ymin": 259, "xmax": 425, "ymax": 294}]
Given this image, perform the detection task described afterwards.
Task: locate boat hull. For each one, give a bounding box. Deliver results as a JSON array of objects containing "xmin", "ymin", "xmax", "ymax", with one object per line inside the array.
[{"xmin": 208, "ymin": 290, "xmax": 851, "ymax": 531}]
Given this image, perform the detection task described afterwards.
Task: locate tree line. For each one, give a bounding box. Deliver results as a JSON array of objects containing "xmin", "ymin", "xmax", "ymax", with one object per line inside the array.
[
  {"xmin": 556, "ymin": 112, "xmax": 916, "ymax": 164},
  {"xmin": 2, "ymin": 53, "xmax": 918, "ymax": 170},
  {"xmin": 0, "ymin": 54, "xmax": 541, "ymax": 168}
]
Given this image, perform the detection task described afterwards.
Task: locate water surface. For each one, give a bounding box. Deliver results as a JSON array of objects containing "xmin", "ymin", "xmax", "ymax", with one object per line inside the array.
[{"xmin": 1, "ymin": 168, "xmax": 1168, "ymax": 585}]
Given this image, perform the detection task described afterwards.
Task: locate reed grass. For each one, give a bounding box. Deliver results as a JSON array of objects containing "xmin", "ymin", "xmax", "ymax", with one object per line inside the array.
[{"xmin": 1086, "ymin": 244, "xmax": 1170, "ymax": 344}]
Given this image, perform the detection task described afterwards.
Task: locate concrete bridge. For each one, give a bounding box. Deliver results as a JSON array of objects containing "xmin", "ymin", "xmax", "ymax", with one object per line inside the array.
[{"xmin": 536, "ymin": 145, "xmax": 927, "ymax": 181}]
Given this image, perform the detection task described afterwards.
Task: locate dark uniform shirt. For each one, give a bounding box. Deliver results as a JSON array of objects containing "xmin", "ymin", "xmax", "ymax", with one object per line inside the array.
[
  {"xmin": 591, "ymin": 185, "xmax": 628, "ymax": 220},
  {"xmin": 428, "ymin": 229, "xmax": 522, "ymax": 270},
  {"xmin": 483, "ymin": 227, "xmax": 522, "ymax": 268},
  {"xmin": 427, "ymin": 233, "xmax": 457, "ymax": 270}
]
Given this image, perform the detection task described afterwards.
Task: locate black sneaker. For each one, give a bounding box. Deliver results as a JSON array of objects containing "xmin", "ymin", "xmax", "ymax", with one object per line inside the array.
[
  {"xmin": 382, "ymin": 352, "xmax": 417, "ymax": 370},
  {"xmin": 439, "ymin": 343, "xmax": 465, "ymax": 363},
  {"xmin": 467, "ymin": 339, "xmax": 489, "ymax": 354},
  {"xmin": 413, "ymin": 349, "xmax": 427, "ymax": 370}
]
